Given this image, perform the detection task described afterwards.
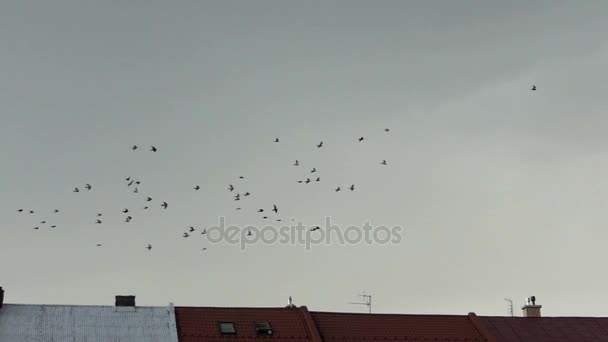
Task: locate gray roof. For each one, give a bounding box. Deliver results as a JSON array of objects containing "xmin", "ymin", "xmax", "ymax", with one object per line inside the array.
[{"xmin": 0, "ymin": 303, "xmax": 179, "ymax": 342}]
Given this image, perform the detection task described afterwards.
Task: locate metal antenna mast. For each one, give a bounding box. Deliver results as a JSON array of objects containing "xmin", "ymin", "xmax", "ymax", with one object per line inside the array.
[
  {"xmin": 504, "ymin": 298, "xmax": 514, "ymax": 317},
  {"xmin": 349, "ymin": 291, "xmax": 372, "ymax": 313}
]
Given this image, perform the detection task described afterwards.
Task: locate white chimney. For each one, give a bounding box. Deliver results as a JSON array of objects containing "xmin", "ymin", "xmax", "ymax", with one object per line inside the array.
[{"xmin": 522, "ymin": 296, "xmax": 542, "ymax": 317}]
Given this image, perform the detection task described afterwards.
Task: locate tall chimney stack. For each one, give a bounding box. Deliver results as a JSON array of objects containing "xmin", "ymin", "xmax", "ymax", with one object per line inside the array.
[
  {"xmin": 522, "ymin": 296, "xmax": 542, "ymax": 317},
  {"xmin": 0, "ymin": 287, "xmax": 4, "ymax": 308}
]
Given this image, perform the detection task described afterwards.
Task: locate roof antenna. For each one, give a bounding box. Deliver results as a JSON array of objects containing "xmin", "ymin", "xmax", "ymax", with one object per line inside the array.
[
  {"xmin": 286, "ymin": 296, "xmax": 296, "ymax": 308},
  {"xmin": 349, "ymin": 291, "xmax": 372, "ymax": 313},
  {"xmin": 504, "ymin": 298, "xmax": 514, "ymax": 317}
]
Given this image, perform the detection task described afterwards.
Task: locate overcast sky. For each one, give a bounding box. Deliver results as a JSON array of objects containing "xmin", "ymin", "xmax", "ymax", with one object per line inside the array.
[{"xmin": 2, "ymin": 1, "xmax": 608, "ymax": 317}]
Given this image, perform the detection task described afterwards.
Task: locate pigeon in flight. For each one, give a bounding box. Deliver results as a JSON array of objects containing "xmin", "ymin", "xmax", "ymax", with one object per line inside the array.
[
  {"xmin": 133, "ymin": 187, "xmax": 139, "ymax": 193},
  {"xmin": 258, "ymin": 209, "xmax": 264, "ymax": 212},
  {"xmin": 317, "ymin": 141, "xmax": 323, "ymax": 148},
  {"xmin": 189, "ymin": 226, "xmax": 195, "ymax": 232},
  {"xmin": 531, "ymin": 85, "xmax": 537, "ymax": 91},
  {"xmin": 381, "ymin": 160, "xmax": 387, "ymax": 165},
  {"xmin": 316, "ymin": 177, "xmax": 320, "ymax": 182},
  {"xmin": 40, "ymin": 221, "xmax": 46, "ymax": 224},
  {"xmin": 194, "ymin": 185, "xmax": 200, "ymax": 191},
  {"xmin": 305, "ymin": 178, "xmax": 311, "ymax": 184},
  {"xmin": 311, "ymin": 168, "xmax": 316, "ymax": 173},
  {"xmin": 29, "ymin": 210, "xmax": 34, "ymax": 214},
  {"xmin": 202, "ymin": 248, "xmax": 207, "ymax": 251},
  {"xmin": 272, "ymin": 205, "xmax": 278, "ymax": 214},
  {"xmin": 51, "ymin": 225, "xmax": 56, "ymax": 228},
  {"xmin": 85, "ymin": 184, "xmax": 92, "ymax": 190},
  {"xmin": 274, "ymin": 138, "xmax": 279, "ymax": 143},
  {"xmin": 297, "ymin": 180, "xmax": 303, "ymax": 183},
  {"xmin": 125, "ymin": 216, "xmax": 132, "ymax": 223},
  {"xmin": 335, "ymin": 187, "xmax": 341, "ymax": 192},
  {"xmin": 239, "ymin": 176, "xmax": 244, "ymax": 179},
  {"xmin": 241, "ymin": 192, "xmax": 250, "ymax": 197},
  {"xmin": 96, "ymin": 244, "xmax": 102, "ymax": 247},
  {"xmin": 161, "ymin": 202, "xmax": 168, "ymax": 209},
  {"xmin": 236, "ymin": 207, "xmax": 242, "ymax": 210},
  {"xmin": 358, "ymin": 137, "xmax": 364, "ymax": 142},
  {"xmin": 143, "ymin": 197, "xmax": 151, "ymax": 202},
  {"xmin": 122, "ymin": 209, "xmax": 129, "ymax": 213},
  {"xmin": 247, "ymin": 230, "xmax": 253, "ymax": 236},
  {"xmin": 135, "ymin": 181, "xmax": 141, "ymax": 185},
  {"xmin": 201, "ymin": 229, "xmax": 207, "ymax": 235},
  {"xmin": 262, "ymin": 216, "xmax": 268, "ymax": 219},
  {"xmin": 143, "ymin": 206, "xmax": 149, "ymax": 210},
  {"xmin": 17, "ymin": 209, "xmax": 23, "ymax": 213},
  {"xmin": 294, "ymin": 160, "xmax": 299, "ymax": 166},
  {"xmin": 128, "ymin": 180, "xmax": 134, "ymax": 187},
  {"xmin": 125, "ymin": 177, "xmax": 131, "ymax": 181},
  {"xmin": 311, "ymin": 226, "xmax": 321, "ymax": 231},
  {"xmin": 131, "ymin": 145, "xmax": 138, "ymax": 151},
  {"xmin": 150, "ymin": 146, "xmax": 157, "ymax": 152},
  {"xmin": 73, "ymin": 187, "xmax": 80, "ymax": 193},
  {"xmin": 228, "ymin": 184, "xmax": 234, "ymax": 192},
  {"xmin": 349, "ymin": 184, "xmax": 355, "ymax": 191},
  {"xmin": 276, "ymin": 219, "xmax": 282, "ymax": 222},
  {"xmin": 33, "ymin": 227, "xmax": 39, "ymax": 230},
  {"xmin": 54, "ymin": 209, "xmax": 59, "ymax": 213},
  {"xmin": 385, "ymin": 128, "xmax": 390, "ymax": 132},
  {"xmin": 97, "ymin": 213, "xmax": 103, "ymax": 217},
  {"xmin": 146, "ymin": 244, "xmax": 152, "ymax": 250},
  {"xmin": 183, "ymin": 232, "xmax": 190, "ymax": 238},
  {"xmin": 234, "ymin": 194, "xmax": 240, "ymax": 201},
  {"xmin": 95, "ymin": 219, "xmax": 102, "ymax": 224}
]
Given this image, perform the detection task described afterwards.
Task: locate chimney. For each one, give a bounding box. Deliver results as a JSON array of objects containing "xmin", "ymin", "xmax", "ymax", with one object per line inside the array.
[
  {"xmin": 115, "ymin": 295, "xmax": 136, "ymax": 312},
  {"xmin": 522, "ymin": 296, "xmax": 542, "ymax": 317},
  {"xmin": 0, "ymin": 287, "xmax": 4, "ymax": 308}
]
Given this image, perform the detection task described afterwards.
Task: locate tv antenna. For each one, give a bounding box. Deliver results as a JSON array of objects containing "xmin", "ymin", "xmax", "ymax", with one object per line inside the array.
[
  {"xmin": 504, "ymin": 298, "xmax": 514, "ymax": 317},
  {"xmin": 349, "ymin": 291, "xmax": 372, "ymax": 313}
]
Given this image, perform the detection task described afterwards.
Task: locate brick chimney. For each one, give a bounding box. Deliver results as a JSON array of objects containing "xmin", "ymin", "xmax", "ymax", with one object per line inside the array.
[
  {"xmin": 0, "ymin": 287, "xmax": 4, "ymax": 308},
  {"xmin": 522, "ymin": 296, "xmax": 542, "ymax": 317}
]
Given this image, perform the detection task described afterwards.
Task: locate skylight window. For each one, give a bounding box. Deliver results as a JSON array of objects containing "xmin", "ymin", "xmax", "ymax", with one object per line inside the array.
[
  {"xmin": 219, "ymin": 321, "xmax": 236, "ymax": 335},
  {"xmin": 255, "ymin": 321, "xmax": 273, "ymax": 336}
]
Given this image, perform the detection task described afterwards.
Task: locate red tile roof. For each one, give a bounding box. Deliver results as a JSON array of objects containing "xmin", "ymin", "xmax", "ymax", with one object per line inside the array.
[
  {"xmin": 175, "ymin": 306, "xmax": 322, "ymax": 342},
  {"xmin": 311, "ymin": 311, "xmax": 490, "ymax": 341},
  {"xmin": 480, "ymin": 316, "xmax": 608, "ymax": 342}
]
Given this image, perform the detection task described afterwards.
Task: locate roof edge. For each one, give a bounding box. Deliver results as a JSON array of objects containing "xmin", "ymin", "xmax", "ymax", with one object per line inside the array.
[
  {"xmin": 467, "ymin": 312, "xmax": 498, "ymax": 342},
  {"xmin": 298, "ymin": 306, "xmax": 324, "ymax": 342}
]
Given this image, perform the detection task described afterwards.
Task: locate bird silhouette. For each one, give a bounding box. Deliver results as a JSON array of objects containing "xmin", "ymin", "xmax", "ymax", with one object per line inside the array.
[
  {"xmin": 305, "ymin": 178, "xmax": 311, "ymax": 184},
  {"xmin": 143, "ymin": 206, "xmax": 149, "ymax": 210},
  {"xmin": 201, "ymin": 229, "xmax": 207, "ymax": 235},
  {"xmin": 349, "ymin": 184, "xmax": 355, "ymax": 191},
  {"xmin": 381, "ymin": 160, "xmax": 387, "ymax": 165},
  {"xmin": 95, "ymin": 219, "xmax": 102, "ymax": 224},
  {"xmin": 276, "ymin": 219, "xmax": 282, "ymax": 222},
  {"xmin": 358, "ymin": 137, "xmax": 364, "ymax": 142},
  {"xmin": 297, "ymin": 180, "xmax": 303, "ymax": 183},
  {"xmin": 239, "ymin": 176, "xmax": 244, "ymax": 179},
  {"xmin": 161, "ymin": 202, "xmax": 168, "ymax": 209},
  {"xmin": 247, "ymin": 230, "xmax": 252, "ymax": 236},
  {"xmin": 85, "ymin": 184, "xmax": 92, "ymax": 190},
  {"xmin": 274, "ymin": 138, "xmax": 279, "ymax": 143},
  {"xmin": 125, "ymin": 177, "xmax": 131, "ymax": 181},
  {"xmin": 236, "ymin": 207, "xmax": 242, "ymax": 210},
  {"xmin": 131, "ymin": 145, "xmax": 138, "ymax": 151},
  {"xmin": 531, "ymin": 85, "xmax": 537, "ymax": 91},
  {"xmin": 243, "ymin": 192, "xmax": 250, "ymax": 196},
  {"xmin": 202, "ymin": 247, "xmax": 207, "ymax": 251},
  {"xmin": 194, "ymin": 185, "xmax": 200, "ymax": 190},
  {"xmin": 33, "ymin": 227, "xmax": 39, "ymax": 230},
  {"xmin": 135, "ymin": 181, "xmax": 141, "ymax": 185},
  {"xmin": 316, "ymin": 177, "xmax": 320, "ymax": 182},
  {"xmin": 311, "ymin": 226, "xmax": 321, "ymax": 231},
  {"xmin": 54, "ymin": 209, "xmax": 59, "ymax": 213},
  {"xmin": 40, "ymin": 221, "xmax": 46, "ymax": 224},
  {"xmin": 29, "ymin": 210, "xmax": 34, "ymax": 214},
  {"xmin": 317, "ymin": 141, "xmax": 323, "ymax": 148},
  {"xmin": 258, "ymin": 209, "xmax": 264, "ymax": 212},
  {"xmin": 122, "ymin": 209, "xmax": 129, "ymax": 213},
  {"xmin": 17, "ymin": 209, "xmax": 23, "ymax": 212},
  {"xmin": 189, "ymin": 226, "xmax": 195, "ymax": 232},
  {"xmin": 97, "ymin": 213, "xmax": 103, "ymax": 217},
  {"xmin": 128, "ymin": 180, "xmax": 134, "ymax": 187},
  {"xmin": 150, "ymin": 146, "xmax": 157, "ymax": 152},
  {"xmin": 311, "ymin": 168, "xmax": 316, "ymax": 173},
  {"xmin": 335, "ymin": 187, "xmax": 341, "ymax": 192},
  {"xmin": 183, "ymin": 232, "xmax": 190, "ymax": 238},
  {"xmin": 146, "ymin": 244, "xmax": 152, "ymax": 250},
  {"xmin": 228, "ymin": 184, "xmax": 234, "ymax": 192},
  {"xmin": 133, "ymin": 187, "xmax": 139, "ymax": 193},
  {"xmin": 272, "ymin": 205, "xmax": 278, "ymax": 214},
  {"xmin": 146, "ymin": 197, "xmax": 152, "ymax": 202},
  {"xmin": 73, "ymin": 187, "xmax": 80, "ymax": 193},
  {"xmin": 262, "ymin": 216, "xmax": 268, "ymax": 219},
  {"xmin": 51, "ymin": 225, "xmax": 56, "ymax": 228},
  {"xmin": 125, "ymin": 216, "xmax": 132, "ymax": 223},
  {"xmin": 385, "ymin": 128, "xmax": 390, "ymax": 132},
  {"xmin": 294, "ymin": 160, "xmax": 299, "ymax": 166},
  {"xmin": 96, "ymin": 244, "xmax": 102, "ymax": 247},
  {"xmin": 234, "ymin": 193, "xmax": 240, "ymax": 201}
]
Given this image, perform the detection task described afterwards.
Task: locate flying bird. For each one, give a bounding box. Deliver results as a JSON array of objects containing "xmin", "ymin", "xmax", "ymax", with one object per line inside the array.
[
  {"xmin": 358, "ymin": 137, "xmax": 364, "ymax": 142},
  {"xmin": 349, "ymin": 184, "xmax": 355, "ymax": 191},
  {"xmin": 236, "ymin": 207, "xmax": 242, "ymax": 210},
  {"xmin": 135, "ymin": 181, "xmax": 141, "ymax": 185},
  {"xmin": 96, "ymin": 244, "xmax": 102, "ymax": 247},
  {"xmin": 150, "ymin": 146, "xmax": 157, "ymax": 152},
  {"xmin": 385, "ymin": 128, "xmax": 390, "ymax": 132},
  {"xmin": 294, "ymin": 160, "xmax": 299, "ymax": 166},
  {"xmin": 29, "ymin": 210, "xmax": 34, "ymax": 214},
  {"xmin": 73, "ymin": 187, "xmax": 80, "ymax": 193},
  {"xmin": 311, "ymin": 226, "xmax": 321, "ymax": 231},
  {"xmin": 317, "ymin": 141, "xmax": 323, "ymax": 148},
  {"xmin": 17, "ymin": 209, "xmax": 23, "ymax": 213},
  {"xmin": 128, "ymin": 180, "xmax": 134, "ymax": 187},
  {"xmin": 262, "ymin": 216, "xmax": 268, "ymax": 219},
  {"xmin": 335, "ymin": 187, "xmax": 341, "ymax": 192},
  {"xmin": 272, "ymin": 205, "xmax": 278, "ymax": 214},
  {"xmin": 133, "ymin": 187, "xmax": 138, "ymax": 193},
  {"xmin": 305, "ymin": 178, "xmax": 311, "ymax": 184},
  {"xmin": 146, "ymin": 244, "xmax": 152, "ymax": 250},
  {"xmin": 146, "ymin": 197, "xmax": 152, "ymax": 202},
  {"xmin": 234, "ymin": 194, "xmax": 240, "ymax": 201},
  {"xmin": 40, "ymin": 221, "xmax": 46, "ymax": 224},
  {"xmin": 316, "ymin": 177, "xmax": 320, "ymax": 182},
  {"xmin": 189, "ymin": 226, "xmax": 195, "ymax": 232},
  {"xmin": 85, "ymin": 184, "xmax": 92, "ymax": 190},
  {"xmin": 33, "ymin": 227, "xmax": 39, "ymax": 230},
  {"xmin": 202, "ymin": 248, "xmax": 207, "ymax": 251},
  {"xmin": 54, "ymin": 209, "xmax": 59, "ymax": 213},
  {"xmin": 194, "ymin": 185, "xmax": 200, "ymax": 191},
  {"xmin": 239, "ymin": 176, "xmax": 244, "ymax": 179},
  {"xmin": 311, "ymin": 168, "xmax": 316, "ymax": 173},
  {"xmin": 125, "ymin": 177, "xmax": 131, "ymax": 181},
  {"xmin": 97, "ymin": 213, "xmax": 103, "ymax": 217},
  {"xmin": 201, "ymin": 229, "xmax": 207, "ymax": 235},
  {"xmin": 381, "ymin": 160, "xmax": 387, "ymax": 165},
  {"xmin": 274, "ymin": 138, "xmax": 279, "ymax": 142},
  {"xmin": 183, "ymin": 232, "xmax": 190, "ymax": 238},
  {"xmin": 122, "ymin": 209, "xmax": 129, "ymax": 213},
  {"xmin": 297, "ymin": 180, "xmax": 303, "ymax": 183},
  {"xmin": 50, "ymin": 225, "xmax": 56, "ymax": 228},
  {"xmin": 243, "ymin": 192, "xmax": 250, "ymax": 196},
  {"xmin": 143, "ymin": 206, "xmax": 149, "ymax": 210},
  {"xmin": 125, "ymin": 216, "xmax": 132, "ymax": 223},
  {"xmin": 95, "ymin": 219, "xmax": 102, "ymax": 224},
  {"xmin": 131, "ymin": 145, "xmax": 138, "ymax": 151},
  {"xmin": 161, "ymin": 202, "xmax": 168, "ymax": 209},
  {"xmin": 228, "ymin": 184, "xmax": 234, "ymax": 192},
  {"xmin": 258, "ymin": 209, "xmax": 264, "ymax": 212},
  {"xmin": 247, "ymin": 230, "xmax": 252, "ymax": 236},
  {"xmin": 531, "ymin": 85, "xmax": 537, "ymax": 91}
]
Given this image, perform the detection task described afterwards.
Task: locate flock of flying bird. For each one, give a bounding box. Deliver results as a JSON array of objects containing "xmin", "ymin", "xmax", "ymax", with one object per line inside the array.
[{"xmin": 14, "ymin": 85, "xmax": 537, "ymax": 252}]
